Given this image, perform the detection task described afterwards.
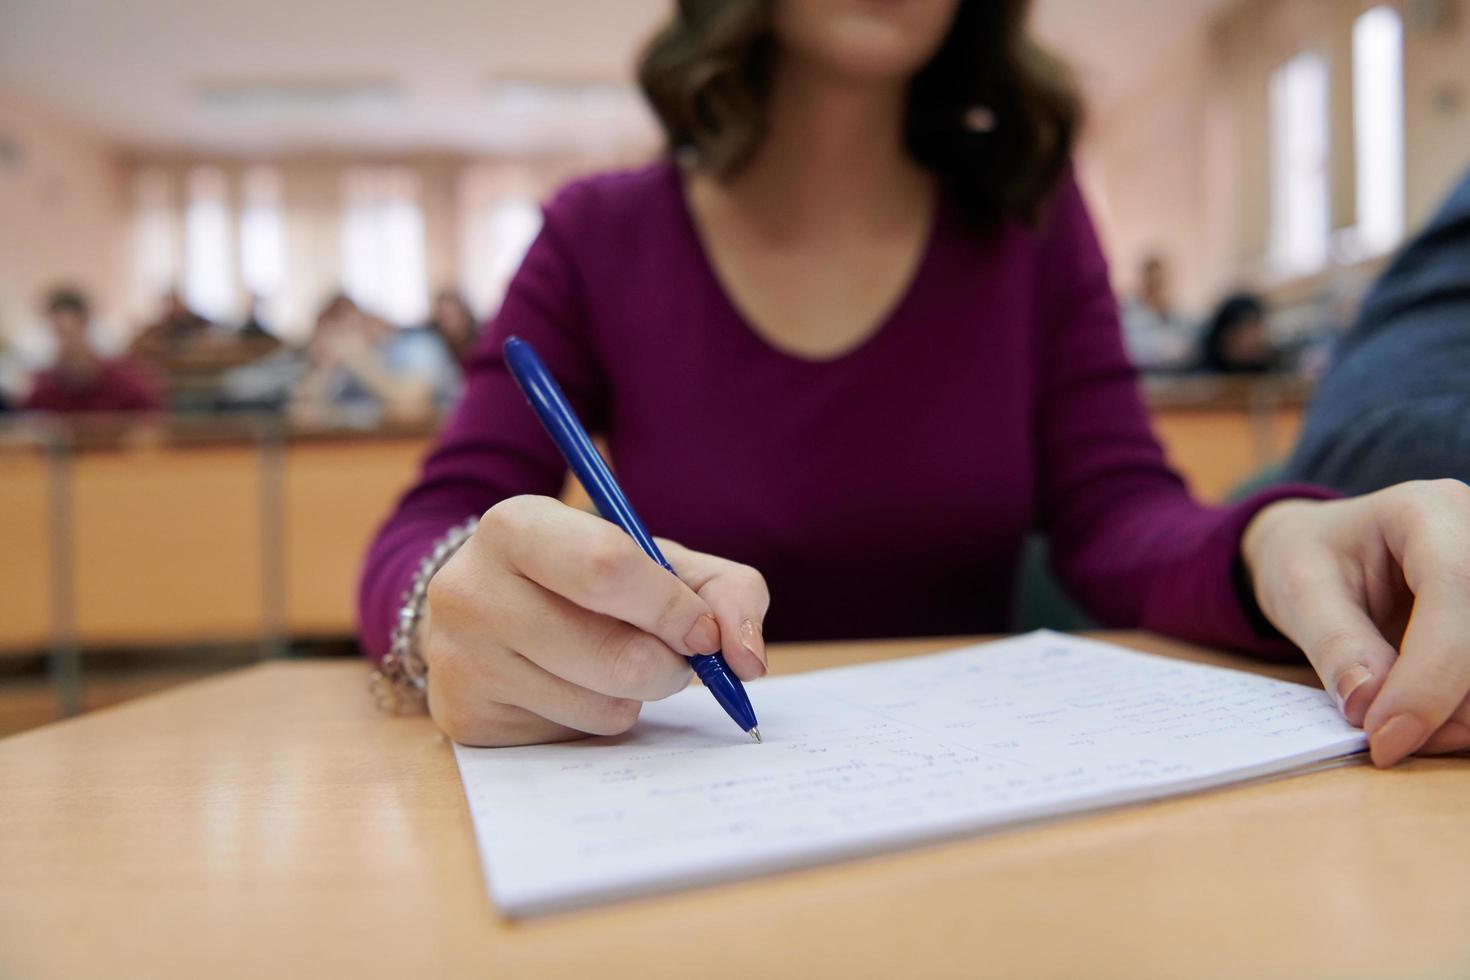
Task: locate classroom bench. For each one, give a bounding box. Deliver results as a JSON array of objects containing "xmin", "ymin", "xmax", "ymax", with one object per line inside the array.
[{"xmin": 0, "ymin": 375, "xmax": 1307, "ymax": 708}]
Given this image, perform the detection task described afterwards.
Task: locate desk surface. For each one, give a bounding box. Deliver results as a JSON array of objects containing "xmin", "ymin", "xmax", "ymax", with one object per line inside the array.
[{"xmin": 2, "ymin": 633, "xmax": 1466, "ymax": 980}]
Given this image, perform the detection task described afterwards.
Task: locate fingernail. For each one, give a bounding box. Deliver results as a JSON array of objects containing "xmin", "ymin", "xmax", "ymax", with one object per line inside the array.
[
  {"xmin": 682, "ymin": 614, "xmax": 720, "ymax": 655},
  {"xmin": 1369, "ymin": 714, "xmax": 1428, "ymax": 769},
  {"xmin": 740, "ymin": 618, "xmax": 768, "ymax": 675},
  {"xmin": 1335, "ymin": 665, "xmax": 1374, "ymax": 722}
]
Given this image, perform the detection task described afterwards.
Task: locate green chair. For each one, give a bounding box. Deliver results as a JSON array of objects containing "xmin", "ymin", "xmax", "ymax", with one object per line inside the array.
[{"xmin": 1015, "ymin": 535, "xmax": 1095, "ymax": 632}]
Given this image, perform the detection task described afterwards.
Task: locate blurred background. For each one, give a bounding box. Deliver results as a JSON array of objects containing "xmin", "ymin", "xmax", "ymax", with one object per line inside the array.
[{"xmin": 1, "ymin": 0, "xmax": 1467, "ymax": 733}]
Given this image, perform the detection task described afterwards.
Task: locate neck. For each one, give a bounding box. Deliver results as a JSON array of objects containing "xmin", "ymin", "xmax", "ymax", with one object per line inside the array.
[{"xmin": 726, "ymin": 57, "xmax": 929, "ymax": 234}]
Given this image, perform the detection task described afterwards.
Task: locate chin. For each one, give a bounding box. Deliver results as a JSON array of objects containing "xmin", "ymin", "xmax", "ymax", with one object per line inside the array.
[{"xmin": 776, "ymin": 0, "xmax": 960, "ymax": 83}]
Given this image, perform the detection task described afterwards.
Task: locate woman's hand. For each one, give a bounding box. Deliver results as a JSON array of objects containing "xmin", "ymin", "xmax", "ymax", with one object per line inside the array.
[
  {"xmin": 421, "ymin": 495, "xmax": 770, "ymax": 747},
  {"xmin": 1242, "ymin": 479, "xmax": 1470, "ymax": 768}
]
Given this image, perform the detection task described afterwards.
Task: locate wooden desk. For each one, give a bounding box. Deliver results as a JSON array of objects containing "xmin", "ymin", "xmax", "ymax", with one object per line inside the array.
[
  {"xmin": 1144, "ymin": 375, "xmax": 1307, "ymax": 502},
  {"xmin": 2, "ymin": 633, "xmax": 1467, "ymax": 979}
]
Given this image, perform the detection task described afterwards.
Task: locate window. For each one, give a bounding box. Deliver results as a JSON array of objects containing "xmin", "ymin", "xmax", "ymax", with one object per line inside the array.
[
  {"xmin": 462, "ymin": 197, "xmax": 542, "ymax": 318},
  {"xmin": 239, "ymin": 166, "xmax": 285, "ymax": 306},
  {"xmin": 458, "ymin": 165, "xmax": 545, "ymax": 319},
  {"xmin": 1353, "ymin": 5, "xmax": 1405, "ymax": 254},
  {"xmin": 183, "ymin": 166, "xmax": 237, "ymax": 321},
  {"xmin": 130, "ymin": 168, "xmax": 180, "ymax": 319},
  {"xmin": 130, "ymin": 167, "xmax": 287, "ymax": 329},
  {"xmin": 1268, "ymin": 52, "xmax": 1331, "ymax": 276},
  {"xmin": 341, "ymin": 167, "xmax": 428, "ymax": 326}
]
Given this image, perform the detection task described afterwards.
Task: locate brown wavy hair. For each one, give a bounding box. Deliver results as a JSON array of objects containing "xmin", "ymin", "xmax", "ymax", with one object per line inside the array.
[{"xmin": 638, "ymin": 0, "xmax": 1081, "ymax": 229}]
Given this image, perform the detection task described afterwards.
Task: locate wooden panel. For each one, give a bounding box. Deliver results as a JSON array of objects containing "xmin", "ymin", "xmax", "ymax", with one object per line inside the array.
[
  {"xmin": 283, "ymin": 439, "xmax": 427, "ymax": 635},
  {"xmin": 1153, "ymin": 409, "xmax": 1257, "ymax": 502},
  {"xmin": 1152, "ymin": 405, "xmax": 1303, "ymax": 502},
  {"xmin": 70, "ymin": 446, "xmax": 265, "ymax": 644},
  {"xmin": 1273, "ymin": 406, "xmax": 1303, "ymax": 455},
  {"xmin": 0, "ymin": 449, "xmax": 53, "ymax": 652}
]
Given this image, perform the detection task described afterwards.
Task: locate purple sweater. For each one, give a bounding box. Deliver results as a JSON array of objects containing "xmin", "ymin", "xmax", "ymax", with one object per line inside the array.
[{"xmin": 359, "ymin": 161, "xmax": 1324, "ymax": 662}]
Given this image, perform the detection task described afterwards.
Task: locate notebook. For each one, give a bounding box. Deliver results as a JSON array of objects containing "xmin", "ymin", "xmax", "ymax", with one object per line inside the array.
[{"xmin": 453, "ymin": 630, "xmax": 1366, "ymax": 917}]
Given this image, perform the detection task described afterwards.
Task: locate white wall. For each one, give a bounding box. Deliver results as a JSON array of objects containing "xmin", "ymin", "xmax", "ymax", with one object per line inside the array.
[{"xmin": 0, "ymin": 88, "xmax": 127, "ymax": 351}]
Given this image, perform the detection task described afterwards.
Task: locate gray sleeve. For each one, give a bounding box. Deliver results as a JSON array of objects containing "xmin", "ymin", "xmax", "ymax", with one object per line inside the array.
[{"xmin": 1291, "ymin": 394, "xmax": 1470, "ymax": 495}]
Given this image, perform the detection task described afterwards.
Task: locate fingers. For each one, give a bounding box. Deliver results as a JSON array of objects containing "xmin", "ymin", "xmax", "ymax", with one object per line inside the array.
[
  {"xmin": 1362, "ymin": 586, "xmax": 1470, "ymax": 767},
  {"xmin": 427, "ymin": 495, "xmax": 773, "ymax": 748},
  {"xmin": 660, "ymin": 539, "xmax": 771, "ymax": 680},
  {"xmin": 424, "ymin": 643, "xmax": 587, "ymax": 747},
  {"xmin": 1269, "ymin": 551, "xmax": 1398, "ymax": 728},
  {"xmin": 428, "ymin": 673, "xmax": 603, "ymax": 748},
  {"xmin": 1418, "ymin": 693, "xmax": 1470, "ymax": 755},
  {"xmin": 491, "ymin": 572, "xmax": 691, "ymax": 701},
  {"xmin": 1361, "ymin": 481, "xmax": 1470, "ymax": 767},
  {"xmin": 424, "ymin": 625, "xmax": 649, "ymax": 745},
  {"xmin": 437, "ymin": 701, "xmax": 589, "ymax": 748},
  {"xmin": 486, "ymin": 650, "xmax": 646, "ymax": 737},
  {"xmin": 485, "ymin": 496, "xmax": 722, "ymax": 657}
]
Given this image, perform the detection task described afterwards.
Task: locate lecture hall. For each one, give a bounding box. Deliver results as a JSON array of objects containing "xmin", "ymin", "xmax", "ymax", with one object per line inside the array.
[{"xmin": 2, "ymin": 0, "xmax": 1469, "ymax": 976}]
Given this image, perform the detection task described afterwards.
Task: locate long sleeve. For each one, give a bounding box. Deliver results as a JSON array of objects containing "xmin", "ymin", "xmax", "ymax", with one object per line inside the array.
[
  {"xmin": 1034, "ymin": 178, "xmax": 1334, "ymax": 655},
  {"xmin": 356, "ymin": 191, "xmax": 607, "ymax": 662}
]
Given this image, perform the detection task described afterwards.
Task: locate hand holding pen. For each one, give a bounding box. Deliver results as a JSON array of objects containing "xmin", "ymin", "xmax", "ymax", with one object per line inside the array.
[{"xmin": 415, "ymin": 346, "xmax": 769, "ymax": 748}]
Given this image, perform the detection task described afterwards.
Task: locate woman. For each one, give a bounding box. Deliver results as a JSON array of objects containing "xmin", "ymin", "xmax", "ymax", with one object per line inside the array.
[{"xmin": 362, "ymin": 0, "xmax": 1470, "ymax": 768}]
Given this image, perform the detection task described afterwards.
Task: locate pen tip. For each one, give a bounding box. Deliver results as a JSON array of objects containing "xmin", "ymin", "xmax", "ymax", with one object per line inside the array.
[{"xmin": 750, "ymin": 727, "xmax": 762, "ymax": 744}]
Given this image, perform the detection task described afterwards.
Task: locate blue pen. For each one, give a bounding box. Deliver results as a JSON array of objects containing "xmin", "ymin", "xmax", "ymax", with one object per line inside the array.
[{"xmin": 502, "ymin": 335, "xmax": 762, "ymax": 743}]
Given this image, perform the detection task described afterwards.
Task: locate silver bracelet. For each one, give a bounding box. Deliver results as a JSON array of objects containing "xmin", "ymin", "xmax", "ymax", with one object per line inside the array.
[{"xmin": 369, "ymin": 517, "xmax": 479, "ymax": 714}]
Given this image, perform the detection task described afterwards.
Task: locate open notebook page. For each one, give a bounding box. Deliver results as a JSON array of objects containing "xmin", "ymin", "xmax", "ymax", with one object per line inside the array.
[{"xmin": 454, "ymin": 630, "xmax": 1365, "ymax": 916}]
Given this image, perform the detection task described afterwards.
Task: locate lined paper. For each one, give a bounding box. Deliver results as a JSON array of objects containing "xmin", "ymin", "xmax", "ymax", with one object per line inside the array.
[{"xmin": 454, "ymin": 631, "xmax": 1365, "ymax": 916}]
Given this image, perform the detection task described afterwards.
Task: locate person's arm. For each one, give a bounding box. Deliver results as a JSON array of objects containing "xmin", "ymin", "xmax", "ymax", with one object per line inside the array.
[
  {"xmin": 286, "ymin": 362, "xmax": 335, "ymax": 424},
  {"xmin": 333, "ymin": 333, "xmax": 437, "ymax": 424},
  {"xmin": 1034, "ymin": 176, "xmax": 1332, "ymax": 655},
  {"xmin": 357, "ymin": 207, "xmax": 609, "ymax": 662},
  {"xmin": 368, "ymin": 330, "xmax": 463, "ymax": 422},
  {"xmin": 358, "ymin": 184, "xmax": 767, "ymax": 747},
  {"xmin": 1036, "ymin": 176, "xmax": 1470, "ymax": 768},
  {"xmin": 1348, "ymin": 169, "xmax": 1470, "ymax": 342},
  {"xmin": 1286, "ymin": 169, "xmax": 1470, "ymax": 493}
]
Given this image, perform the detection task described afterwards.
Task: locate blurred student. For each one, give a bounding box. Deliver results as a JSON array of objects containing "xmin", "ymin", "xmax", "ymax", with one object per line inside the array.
[
  {"xmin": 1199, "ymin": 293, "xmax": 1275, "ymax": 374},
  {"xmin": 363, "ymin": 0, "xmax": 1470, "ymax": 770},
  {"xmin": 1120, "ymin": 255, "xmax": 1196, "ymax": 371},
  {"xmin": 238, "ymin": 293, "xmax": 282, "ymax": 347},
  {"xmin": 24, "ymin": 288, "xmax": 160, "ymax": 413},
  {"xmin": 426, "ymin": 289, "xmax": 481, "ymax": 367},
  {"xmin": 129, "ymin": 289, "xmax": 211, "ymax": 361},
  {"xmin": 1287, "ymin": 168, "xmax": 1470, "ymax": 494},
  {"xmin": 0, "ymin": 333, "xmax": 22, "ymax": 410},
  {"xmin": 290, "ymin": 294, "xmax": 457, "ymax": 425}
]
